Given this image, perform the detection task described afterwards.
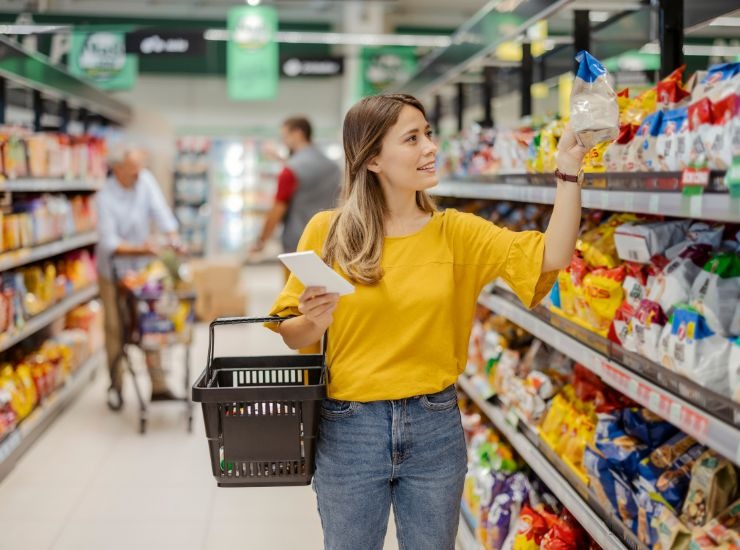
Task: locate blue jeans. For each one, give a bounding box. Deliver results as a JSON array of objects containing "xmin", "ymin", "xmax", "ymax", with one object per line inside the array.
[{"xmin": 313, "ymin": 385, "xmax": 467, "ymax": 550}]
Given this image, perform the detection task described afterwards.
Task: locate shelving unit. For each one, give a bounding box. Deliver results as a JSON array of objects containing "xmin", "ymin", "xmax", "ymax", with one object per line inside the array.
[
  {"xmin": 457, "ymin": 375, "xmax": 634, "ymax": 550},
  {"xmin": 0, "ymin": 350, "xmax": 104, "ymax": 482},
  {"xmin": 0, "ymin": 284, "xmax": 100, "ymax": 354},
  {"xmin": 477, "ymin": 291, "xmax": 740, "ymax": 467},
  {"xmin": 0, "ymin": 180, "xmax": 103, "ymax": 193},
  {"xmin": 432, "ymin": 178, "xmax": 740, "ymax": 224},
  {"xmin": 0, "ymin": 231, "xmax": 98, "ymax": 272}
]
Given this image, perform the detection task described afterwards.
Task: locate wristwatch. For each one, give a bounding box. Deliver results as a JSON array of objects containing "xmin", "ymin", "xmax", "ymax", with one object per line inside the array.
[{"xmin": 554, "ymin": 168, "xmax": 584, "ymax": 187}]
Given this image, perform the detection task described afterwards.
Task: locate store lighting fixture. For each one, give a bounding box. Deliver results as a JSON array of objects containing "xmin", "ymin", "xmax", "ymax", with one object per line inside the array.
[
  {"xmin": 246, "ymin": 0, "xmax": 261, "ymax": 6},
  {"xmin": 204, "ymin": 29, "xmax": 451, "ymax": 48},
  {"xmin": 588, "ymin": 11, "xmax": 610, "ymax": 23},
  {"xmin": 709, "ymin": 16, "xmax": 740, "ymax": 27},
  {"xmin": 0, "ymin": 24, "xmax": 70, "ymax": 35},
  {"xmin": 640, "ymin": 43, "xmax": 740, "ymax": 57}
]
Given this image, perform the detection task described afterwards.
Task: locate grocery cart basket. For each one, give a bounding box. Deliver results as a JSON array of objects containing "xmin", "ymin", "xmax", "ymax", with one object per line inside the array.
[
  {"xmin": 111, "ymin": 253, "xmax": 195, "ymax": 434},
  {"xmin": 192, "ymin": 317, "xmax": 327, "ymax": 487}
]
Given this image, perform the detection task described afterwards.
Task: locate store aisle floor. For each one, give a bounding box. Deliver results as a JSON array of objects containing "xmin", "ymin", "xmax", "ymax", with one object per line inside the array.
[{"xmin": 0, "ymin": 263, "xmax": 399, "ymax": 550}]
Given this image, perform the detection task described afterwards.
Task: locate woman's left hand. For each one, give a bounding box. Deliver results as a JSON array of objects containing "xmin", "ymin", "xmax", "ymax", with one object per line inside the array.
[{"xmin": 556, "ymin": 126, "xmax": 588, "ymax": 175}]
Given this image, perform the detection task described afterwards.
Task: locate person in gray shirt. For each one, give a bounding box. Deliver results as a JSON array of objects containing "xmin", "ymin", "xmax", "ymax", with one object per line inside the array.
[{"xmin": 252, "ymin": 117, "xmax": 341, "ymax": 264}]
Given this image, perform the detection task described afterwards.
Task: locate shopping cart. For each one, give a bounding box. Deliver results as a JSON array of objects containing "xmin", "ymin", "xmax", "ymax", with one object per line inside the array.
[
  {"xmin": 192, "ymin": 317, "xmax": 327, "ymax": 487},
  {"xmin": 111, "ymin": 254, "xmax": 195, "ymax": 434}
]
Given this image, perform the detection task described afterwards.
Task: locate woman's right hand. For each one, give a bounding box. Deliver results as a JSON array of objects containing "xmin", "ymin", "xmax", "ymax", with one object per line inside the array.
[{"xmin": 298, "ymin": 287, "xmax": 339, "ymax": 330}]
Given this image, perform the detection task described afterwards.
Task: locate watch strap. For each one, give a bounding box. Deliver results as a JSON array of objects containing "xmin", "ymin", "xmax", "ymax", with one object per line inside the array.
[{"xmin": 555, "ymin": 168, "xmax": 579, "ymax": 183}]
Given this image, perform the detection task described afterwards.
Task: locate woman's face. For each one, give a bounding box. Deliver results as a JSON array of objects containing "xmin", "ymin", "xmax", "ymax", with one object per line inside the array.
[{"xmin": 367, "ymin": 105, "xmax": 438, "ymax": 193}]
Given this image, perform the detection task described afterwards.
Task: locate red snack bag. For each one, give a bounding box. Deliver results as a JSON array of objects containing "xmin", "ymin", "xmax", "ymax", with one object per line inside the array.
[{"xmin": 541, "ymin": 509, "xmax": 589, "ymax": 550}]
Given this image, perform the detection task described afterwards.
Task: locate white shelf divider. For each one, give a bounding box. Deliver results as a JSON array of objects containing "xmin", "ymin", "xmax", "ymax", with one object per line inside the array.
[
  {"xmin": 457, "ymin": 375, "xmax": 630, "ymax": 550},
  {"xmin": 478, "ymin": 292, "xmax": 740, "ymax": 467}
]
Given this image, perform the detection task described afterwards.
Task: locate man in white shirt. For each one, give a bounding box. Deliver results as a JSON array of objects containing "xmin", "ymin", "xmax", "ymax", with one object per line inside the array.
[{"xmin": 96, "ymin": 146, "xmax": 180, "ymax": 410}]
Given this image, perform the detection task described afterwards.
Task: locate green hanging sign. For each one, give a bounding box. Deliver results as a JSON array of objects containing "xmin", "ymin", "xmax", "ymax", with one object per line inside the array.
[
  {"xmin": 68, "ymin": 32, "xmax": 138, "ymax": 90},
  {"xmin": 227, "ymin": 6, "xmax": 278, "ymax": 101},
  {"xmin": 359, "ymin": 46, "xmax": 417, "ymax": 98}
]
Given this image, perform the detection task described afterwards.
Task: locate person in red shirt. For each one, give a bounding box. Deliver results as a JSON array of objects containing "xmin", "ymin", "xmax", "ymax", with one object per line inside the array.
[{"xmin": 251, "ymin": 118, "xmax": 310, "ymax": 256}]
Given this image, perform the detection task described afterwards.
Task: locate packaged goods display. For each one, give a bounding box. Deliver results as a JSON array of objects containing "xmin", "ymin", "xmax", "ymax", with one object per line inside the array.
[
  {"xmin": 437, "ymin": 61, "xmax": 739, "ymax": 180},
  {"xmin": 465, "ymin": 307, "xmax": 740, "ymax": 548},
  {"xmin": 117, "ymin": 254, "xmax": 194, "ymax": 348},
  {"xmin": 0, "ymin": 194, "xmax": 96, "ymax": 253},
  {"xmin": 459, "ymin": 395, "xmax": 597, "ymax": 550},
  {"xmin": 0, "ymin": 250, "xmax": 97, "ymax": 341},
  {"xmin": 0, "ymin": 300, "xmax": 103, "ymax": 440},
  {"xmin": 0, "ymin": 129, "xmax": 107, "ymax": 181}
]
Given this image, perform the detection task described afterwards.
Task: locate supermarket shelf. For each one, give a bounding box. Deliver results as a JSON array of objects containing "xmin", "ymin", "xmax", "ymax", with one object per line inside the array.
[
  {"xmin": 0, "ymin": 231, "xmax": 98, "ymax": 272},
  {"xmin": 0, "ymin": 36, "xmax": 131, "ymax": 124},
  {"xmin": 431, "ymin": 179, "xmax": 740, "ymax": 223},
  {"xmin": 0, "ymin": 349, "xmax": 104, "ymax": 482},
  {"xmin": 457, "ymin": 511, "xmax": 479, "ymax": 550},
  {"xmin": 0, "ymin": 284, "xmax": 100, "ymax": 354},
  {"xmin": 457, "ymin": 375, "xmax": 631, "ymax": 550},
  {"xmin": 478, "ymin": 292, "xmax": 740, "ymax": 467},
  {"xmin": 0, "ymin": 180, "xmax": 102, "ymax": 193}
]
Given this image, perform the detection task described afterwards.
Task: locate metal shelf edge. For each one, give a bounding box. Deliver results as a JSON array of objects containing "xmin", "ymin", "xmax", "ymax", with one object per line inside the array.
[
  {"xmin": 0, "ymin": 284, "xmax": 100, "ymax": 354},
  {"xmin": 457, "ymin": 375, "xmax": 629, "ymax": 550},
  {"xmin": 478, "ymin": 293, "xmax": 740, "ymax": 467},
  {"xmin": 0, "ymin": 180, "xmax": 102, "ymax": 193},
  {"xmin": 431, "ymin": 181, "xmax": 740, "ymax": 223},
  {"xmin": 0, "ymin": 349, "xmax": 104, "ymax": 482},
  {"xmin": 0, "ymin": 232, "xmax": 99, "ymax": 272}
]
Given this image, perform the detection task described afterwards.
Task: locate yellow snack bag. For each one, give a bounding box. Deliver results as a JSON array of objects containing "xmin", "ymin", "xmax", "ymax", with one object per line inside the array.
[
  {"xmin": 583, "ymin": 140, "xmax": 610, "ymax": 173},
  {"xmin": 584, "ymin": 266, "xmax": 627, "ymax": 333}
]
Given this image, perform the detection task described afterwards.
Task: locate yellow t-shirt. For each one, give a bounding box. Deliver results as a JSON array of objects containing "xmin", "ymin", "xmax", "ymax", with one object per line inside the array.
[{"xmin": 269, "ymin": 208, "xmax": 557, "ymax": 402}]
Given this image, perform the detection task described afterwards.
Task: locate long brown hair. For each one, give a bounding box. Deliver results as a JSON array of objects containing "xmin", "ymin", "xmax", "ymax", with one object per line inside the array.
[{"xmin": 323, "ymin": 94, "xmax": 436, "ymax": 285}]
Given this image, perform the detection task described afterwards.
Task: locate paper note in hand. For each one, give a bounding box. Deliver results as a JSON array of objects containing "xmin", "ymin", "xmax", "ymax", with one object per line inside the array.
[{"xmin": 278, "ymin": 251, "xmax": 355, "ymax": 295}]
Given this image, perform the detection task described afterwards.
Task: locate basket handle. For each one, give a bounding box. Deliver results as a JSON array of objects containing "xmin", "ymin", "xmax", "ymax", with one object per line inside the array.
[{"xmin": 206, "ymin": 316, "xmax": 327, "ymax": 380}]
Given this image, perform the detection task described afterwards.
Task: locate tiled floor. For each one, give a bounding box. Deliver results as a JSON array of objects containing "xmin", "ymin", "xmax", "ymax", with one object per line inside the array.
[{"xmin": 0, "ymin": 264, "xmax": 401, "ymax": 550}]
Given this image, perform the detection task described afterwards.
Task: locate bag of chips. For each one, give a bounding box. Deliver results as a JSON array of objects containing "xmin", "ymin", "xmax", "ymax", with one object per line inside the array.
[
  {"xmin": 570, "ymin": 51, "xmax": 619, "ymax": 149},
  {"xmin": 637, "ymin": 433, "xmax": 704, "ymax": 512},
  {"xmin": 690, "ymin": 253, "xmax": 740, "ymax": 337},
  {"xmin": 648, "ymin": 245, "xmax": 714, "ymax": 317},
  {"xmin": 511, "ymin": 505, "xmax": 550, "ymax": 550},
  {"xmin": 623, "ymin": 407, "xmax": 679, "ymax": 448},
  {"xmin": 665, "ymin": 223, "xmax": 724, "ymax": 260},
  {"xmin": 656, "ymin": 107, "xmax": 690, "ymax": 171},
  {"xmin": 596, "ymin": 431, "xmax": 649, "ymax": 479},
  {"xmin": 583, "ymin": 266, "xmax": 626, "ymax": 333},
  {"xmin": 654, "ymin": 502, "xmax": 691, "ymax": 549},
  {"xmin": 667, "ymin": 307, "xmax": 733, "ymax": 395},
  {"xmin": 730, "ymin": 338, "xmax": 740, "ymax": 404},
  {"xmin": 681, "ymin": 450, "xmax": 738, "ymax": 528}
]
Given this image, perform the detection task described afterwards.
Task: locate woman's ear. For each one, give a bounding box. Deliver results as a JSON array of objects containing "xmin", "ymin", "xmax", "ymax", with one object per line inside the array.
[{"xmin": 366, "ymin": 155, "xmax": 381, "ymax": 175}]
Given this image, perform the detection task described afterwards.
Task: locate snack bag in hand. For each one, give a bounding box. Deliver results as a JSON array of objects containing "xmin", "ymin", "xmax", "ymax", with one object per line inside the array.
[{"xmin": 571, "ymin": 51, "xmax": 619, "ymax": 149}]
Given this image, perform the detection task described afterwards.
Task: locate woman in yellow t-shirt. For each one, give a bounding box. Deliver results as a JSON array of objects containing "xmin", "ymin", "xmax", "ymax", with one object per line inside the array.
[{"xmin": 270, "ymin": 94, "xmax": 586, "ymax": 549}]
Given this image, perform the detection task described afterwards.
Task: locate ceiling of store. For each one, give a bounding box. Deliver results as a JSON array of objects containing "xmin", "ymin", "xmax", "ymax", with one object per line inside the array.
[{"xmin": 0, "ymin": 0, "xmax": 487, "ymax": 29}]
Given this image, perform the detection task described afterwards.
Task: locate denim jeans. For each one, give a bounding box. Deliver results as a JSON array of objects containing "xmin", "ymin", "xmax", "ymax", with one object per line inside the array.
[{"xmin": 312, "ymin": 385, "xmax": 467, "ymax": 550}]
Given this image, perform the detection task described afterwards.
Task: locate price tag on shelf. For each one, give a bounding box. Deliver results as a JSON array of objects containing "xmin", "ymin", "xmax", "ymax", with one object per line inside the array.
[
  {"xmin": 690, "ymin": 195, "xmax": 703, "ymax": 218},
  {"xmin": 648, "ymin": 391, "xmax": 660, "ymax": 411},
  {"xmin": 648, "ymin": 194, "xmax": 660, "ymax": 214},
  {"xmin": 505, "ymin": 408, "xmax": 519, "ymax": 430},
  {"xmin": 628, "ymin": 378, "xmax": 639, "ymax": 397},
  {"xmin": 599, "ymin": 192, "xmax": 608, "ymax": 210},
  {"xmin": 669, "ymin": 402, "xmax": 682, "ymax": 425}
]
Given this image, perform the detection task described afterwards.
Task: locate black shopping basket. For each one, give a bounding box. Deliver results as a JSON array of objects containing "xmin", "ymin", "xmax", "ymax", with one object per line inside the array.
[{"xmin": 192, "ymin": 317, "xmax": 327, "ymax": 487}]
